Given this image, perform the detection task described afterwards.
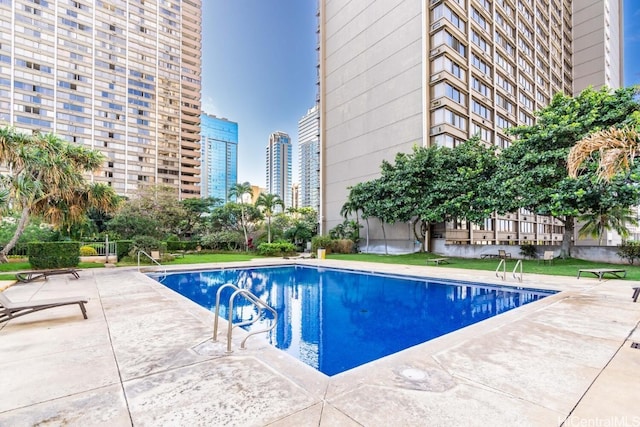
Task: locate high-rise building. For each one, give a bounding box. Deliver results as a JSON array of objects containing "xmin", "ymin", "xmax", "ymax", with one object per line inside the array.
[
  {"xmin": 266, "ymin": 131, "xmax": 292, "ymax": 210},
  {"xmin": 318, "ymin": 0, "xmax": 623, "ymax": 249},
  {"xmin": 291, "ymin": 183, "xmax": 300, "ymax": 210},
  {"xmin": 298, "ymin": 105, "xmax": 320, "ymax": 211},
  {"xmin": 0, "ymin": 0, "xmax": 202, "ymax": 199},
  {"xmin": 200, "ymin": 113, "xmax": 238, "ymax": 202}
]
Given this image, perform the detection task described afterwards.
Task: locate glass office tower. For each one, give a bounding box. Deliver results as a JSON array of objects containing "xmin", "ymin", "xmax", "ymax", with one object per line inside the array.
[{"xmin": 201, "ymin": 113, "xmax": 238, "ymax": 202}]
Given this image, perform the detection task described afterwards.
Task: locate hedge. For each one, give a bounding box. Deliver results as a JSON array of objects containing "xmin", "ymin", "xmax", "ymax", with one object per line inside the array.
[{"xmin": 28, "ymin": 242, "xmax": 80, "ymax": 269}]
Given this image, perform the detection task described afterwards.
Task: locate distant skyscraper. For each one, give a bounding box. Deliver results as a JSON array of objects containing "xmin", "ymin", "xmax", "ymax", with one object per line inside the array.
[
  {"xmin": 298, "ymin": 106, "xmax": 320, "ymax": 211},
  {"xmin": 0, "ymin": 0, "xmax": 202, "ymax": 199},
  {"xmin": 266, "ymin": 131, "xmax": 292, "ymax": 209},
  {"xmin": 200, "ymin": 114, "xmax": 238, "ymax": 202},
  {"xmin": 291, "ymin": 183, "xmax": 300, "ymax": 209}
]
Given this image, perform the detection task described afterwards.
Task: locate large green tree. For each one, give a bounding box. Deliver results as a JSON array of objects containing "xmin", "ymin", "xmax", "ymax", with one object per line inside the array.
[
  {"xmin": 490, "ymin": 86, "xmax": 640, "ymax": 257},
  {"xmin": 107, "ymin": 185, "xmax": 188, "ymax": 240},
  {"xmin": 0, "ymin": 128, "xmax": 120, "ymax": 262},
  {"xmin": 343, "ymin": 138, "xmax": 497, "ymax": 252},
  {"xmin": 181, "ymin": 196, "xmax": 223, "ymax": 237}
]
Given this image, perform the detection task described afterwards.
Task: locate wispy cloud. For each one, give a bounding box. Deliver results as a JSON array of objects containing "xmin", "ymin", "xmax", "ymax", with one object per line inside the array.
[{"xmin": 202, "ymin": 97, "xmax": 221, "ymax": 116}]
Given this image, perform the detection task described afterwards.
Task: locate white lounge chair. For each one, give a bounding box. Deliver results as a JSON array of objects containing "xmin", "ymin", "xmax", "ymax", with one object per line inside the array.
[{"xmin": 0, "ymin": 292, "xmax": 88, "ymax": 323}]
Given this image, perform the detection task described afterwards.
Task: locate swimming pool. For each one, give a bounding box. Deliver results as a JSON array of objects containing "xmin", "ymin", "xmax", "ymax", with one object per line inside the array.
[{"xmin": 150, "ymin": 265, "xmax": 554, "ymax": 376}]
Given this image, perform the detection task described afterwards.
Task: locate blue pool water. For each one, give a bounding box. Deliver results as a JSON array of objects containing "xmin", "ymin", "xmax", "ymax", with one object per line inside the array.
[{"xmin": 150, "ymin": 265, "xmax": 554, "ymax": 376}]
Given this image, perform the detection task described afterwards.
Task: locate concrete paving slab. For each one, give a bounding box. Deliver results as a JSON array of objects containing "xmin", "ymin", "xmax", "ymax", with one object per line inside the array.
[
  {"xmin": 569, "ymin": 340, "xmax": 640, "ymax": 422},
  {"xmin": 525, "ymin": 295, "xmax": 640, "ymax": 340},
  {"xmin": 329, "ymin": 382, "xmax": 562, "ymax": 426},
  {"xmin": 124, "ymin": 357, "xmax": 319, "ymax": 426},
  {"xmin": 0, "ymin": 318, "xmax": 111, "ymax": 359},
  {"xmin": 318, "ymin": 403, "xmax": 363, "ymax": 427},
  {"xmin": 0, "ymin": 385, "xmax": 131, "ymax": 426},
  {"xmin": 1, "ymin": 261, "xmax": 639, "ymax": 426},
  {"xmin": 265, "ymin": 402, "xmax": 324, "ymax": 427},
  {"xmin": 433, "ymin": 323, "xmax": 610, "ymax": 414},
  {"xmin": 0, "ymin": 343, "xmax": 120, "ymax": 412}
]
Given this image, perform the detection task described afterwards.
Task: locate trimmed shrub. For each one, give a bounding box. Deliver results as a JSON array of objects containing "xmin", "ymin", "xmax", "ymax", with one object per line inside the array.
[
  {"xmin": 311, "ymin": 235, "xmax": 334, "ymax": 254},
  {"xmin": 617, "ymin": 241, "xmax": 640, "ymax": 264},
  {"xmin": 28, "ymin": 242, "xmax": 80, "ymax": 269},
  {"xmin": 519, "ymin": 244, "xmax": 537, "ymax": 259},
  {"xmin": 333, "ymin": 239, "xmax": 354, "ymax": 254},
  {"xmin": 200, "ymin": 231, "xmax": 244, "ymax": 251},
  {"xmin": 116, "ymin": 240, "xmax": 133, "ymax": 261},
  {"xmin": 166, "ymin": 240, "xmax": 201, "ymax": 252},
  {"xmin": 257, "ymin": 242, "xmax": 297, "ymax": 257},
  {"xmin": 80, "ymin": 245, "xmax": 98, "ymax": 256}
]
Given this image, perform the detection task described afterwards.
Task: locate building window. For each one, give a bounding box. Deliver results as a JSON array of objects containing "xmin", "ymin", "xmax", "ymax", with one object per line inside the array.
[
  {"xmin": 432, "ymin": 29, "xmax": 466, "ymax": 57},
  {"xmin": 472, "ymin": 99, "xmax": 492, "ymax": 120},
  {"xmin": 432, "ymin": 107, "xmax": 467, "ymax": 131},
  {"xmin": 433, "ymin": 82, "xmax": 466, "ymax": 105}
]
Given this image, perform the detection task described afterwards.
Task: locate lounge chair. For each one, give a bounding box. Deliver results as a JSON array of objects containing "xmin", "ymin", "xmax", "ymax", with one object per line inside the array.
[
  {"xmin": 540, "ymin": 251, "xmax": 554, "ymax": 265},
  {"xmin": 15, "ymin": 268, "xmax": 80, "ymax": 283},
  {"xmin": 0, "ymin": 292, "xmax": 88, "ymax": 323},
  {"xmin": 498, "ymin": 249, "xmax": 512, "ymax": 259}
]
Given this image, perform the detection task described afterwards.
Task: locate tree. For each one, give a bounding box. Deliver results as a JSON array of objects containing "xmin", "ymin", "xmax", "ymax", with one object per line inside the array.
[
  {"xmin": 106, "ymin": 185, "xmax": 187, "ymax": 240},
  {"xmin": 228, "ymin": 182, "xmax": 254, "ymax": 250},
  {"xmin": 344, "ymin": 139, "xmax": 496, "ymax": 252},
  {"xmin": 490, "ymin": 86, "xmax": 640, "ymax": 257},
  {"xmin": 0, "ymin": 128, "xmax": 120, "ymax": 262},
  {"xmin": 345, "ymin": 181, "xmax": 374, "ymax": 253},
  {"xmin": 181, "ymin": 196, "xmax": 223, "ymax": 236},
  {"xmin": 578, "ymin": 206, "xmax": 638, "ymax": 246},
  {"xmin": 255, "ymin": 193, "xmax": 284, "ymax": 243}
]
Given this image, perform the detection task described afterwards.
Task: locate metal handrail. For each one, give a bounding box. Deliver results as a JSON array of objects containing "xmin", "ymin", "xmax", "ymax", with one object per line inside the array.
[
  {"xmin": 137, "ymin": 249, "xmax": 162, "ymax": 270},
  {"xmin": 213, "ymin": 283, "xmax": 278, "ymax": 353},
  {"xmin": 495, "ymin": 259, "xmax": 506, "ymax": 280},
  {"xmin": 137, "ymin": 250, "xmax": 166, "ymax": 278},
  {"xmin": 512, "ymin": 259, "xmax": 523, "ymax": 282}
]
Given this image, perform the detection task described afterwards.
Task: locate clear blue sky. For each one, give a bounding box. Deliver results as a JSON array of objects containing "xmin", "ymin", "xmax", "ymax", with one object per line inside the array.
[
  {"xmin": 202, "ymin": 2, "xmax": 640, "ymax": 188},
  {"xmin": 201, "ymin": 1, "xmax": 318, "ymax": 188},
  {"xmin": 625, "ymin": 1, "xmax": 640, "ymax": 86}
]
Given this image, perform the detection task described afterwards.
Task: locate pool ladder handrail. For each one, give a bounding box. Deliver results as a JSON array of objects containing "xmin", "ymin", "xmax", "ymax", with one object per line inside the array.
[
  {"xmin": 495, "ymin": 259, "xmax": 523, "ymax": 282},
  {"xmin": 512, "ymin": 259, "xmax": 523, "ymax": 282},
  {"xmin": 137, "ymin": 249, "xmax": 167, "ymax": 277},
  {"xmin": 213, "ymin": 283, "xmax": 278, "ymax": 353},
  {"xmin": 495, "ymin": 259, "xmax": 506, "ymax": 280}
]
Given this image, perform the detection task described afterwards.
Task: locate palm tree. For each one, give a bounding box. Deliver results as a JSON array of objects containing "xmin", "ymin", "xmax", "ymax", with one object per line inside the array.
[
  {"xmin": 578, "ymin": 207, "xmax": 638, "ymax": 246},
  {"xmin": 228, "ymin": 182, "xmax": 253, "ymax": 250},
  {"xmin": 255, "ymin": 193, "xmax": 284, "ymax": 243},
  {"xmin": 0, "ymin": 128, "xmax": 120, "ymax": 262},
  {"xmin": 568, "ymin": 126, "xmax": 640, "ymax": 180}
]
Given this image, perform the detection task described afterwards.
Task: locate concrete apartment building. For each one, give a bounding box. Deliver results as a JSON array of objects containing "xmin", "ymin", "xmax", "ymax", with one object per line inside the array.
[
  {"xmin": 0, "ymin": 0, "xmax": 202, "ymax": 199},
  {"xmin": 266, "ymin": 131, "xmax": 293, "ymax": 210},
  {"xmin": 318, "ymin": 0, "xmax": 623, "ymax": 251},
  {"xmin": 298, "ymin": 105, "xmax": 321, "ymax": 211},
  {"xmin": 200, "ymin": 113, "xmax": 238, "ymax": 202}
]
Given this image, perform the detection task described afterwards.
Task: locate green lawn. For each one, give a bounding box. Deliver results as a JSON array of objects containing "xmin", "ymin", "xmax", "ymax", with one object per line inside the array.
[
  {"xmin": 327, "ymin": 253, "xmax": 640, "ymax": 280},
  {"xmin": 1, "ymin": 252, "xmax": 638, "ymax": 282},
  {"xmin": 119, "ymin": 252, "xmax": 261, "ymax": 266}
]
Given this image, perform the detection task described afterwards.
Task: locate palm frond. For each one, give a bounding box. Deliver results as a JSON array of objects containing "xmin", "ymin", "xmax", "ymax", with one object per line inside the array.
[{"xmin": 568, "ymin": 127, "xmax": 640, "ymax": 180}]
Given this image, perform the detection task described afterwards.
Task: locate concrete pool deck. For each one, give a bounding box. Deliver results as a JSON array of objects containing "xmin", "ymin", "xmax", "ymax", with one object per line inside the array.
[{"xmin": 1, "ymin": 259, "xmax": 639, "ymax": 426}]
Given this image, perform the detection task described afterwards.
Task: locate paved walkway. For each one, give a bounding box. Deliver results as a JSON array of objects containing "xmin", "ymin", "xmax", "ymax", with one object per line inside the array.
[{"xmin": 1, "ymin": 259, "xmax": 639, "ymax": 426}]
